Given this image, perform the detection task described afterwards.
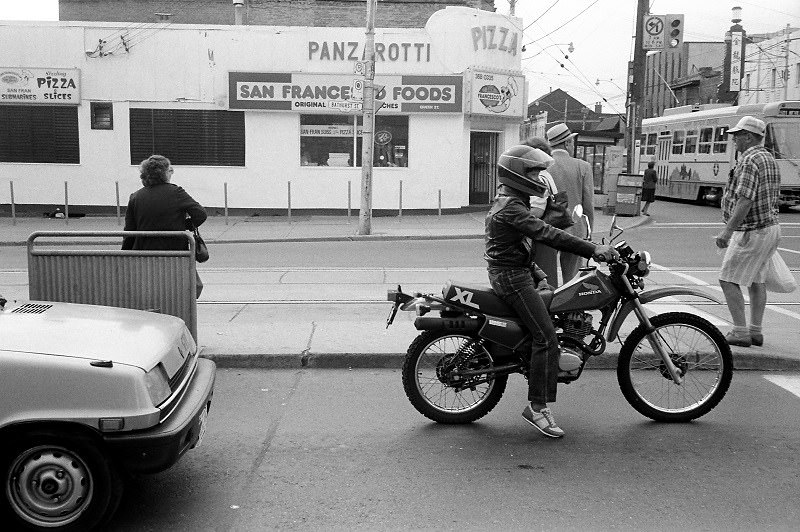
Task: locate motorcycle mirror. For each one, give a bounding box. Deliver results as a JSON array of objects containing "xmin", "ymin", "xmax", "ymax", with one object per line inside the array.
[
  {"xmin": 573, "ymin": 205, "xmax": 584, "ymax": 219},
  {"xmin": 609, "ymin": 215, "xmax": 618, "ymax": 237}
]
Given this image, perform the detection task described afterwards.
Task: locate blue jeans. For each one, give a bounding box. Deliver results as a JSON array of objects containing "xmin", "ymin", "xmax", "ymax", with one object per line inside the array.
[{"xmin": 488, "ymin": 267, "xmax": 559, "ymax": 404}]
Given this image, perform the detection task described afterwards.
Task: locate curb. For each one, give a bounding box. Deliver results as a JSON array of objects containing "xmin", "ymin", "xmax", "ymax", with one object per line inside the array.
[{"xmin": 200, "ymin": 350, "xmax": 800, "ymax": 372}]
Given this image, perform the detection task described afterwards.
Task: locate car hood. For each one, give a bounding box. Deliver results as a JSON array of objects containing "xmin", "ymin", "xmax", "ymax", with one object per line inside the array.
[{"xmin": 0, "ymin": 300, "xmax": 187, "ymax": 371}]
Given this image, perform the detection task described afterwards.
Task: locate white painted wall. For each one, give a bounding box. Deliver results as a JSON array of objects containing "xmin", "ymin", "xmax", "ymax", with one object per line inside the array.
[{"xmin": 0, "ymin": 9, "xmax": 524, "ymax": 211}]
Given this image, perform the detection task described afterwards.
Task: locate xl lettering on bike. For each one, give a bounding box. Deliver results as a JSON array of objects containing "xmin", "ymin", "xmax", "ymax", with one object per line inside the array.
[{"xmin": 449, "ymin": 287, "xmax": 480, "ymax": 309}]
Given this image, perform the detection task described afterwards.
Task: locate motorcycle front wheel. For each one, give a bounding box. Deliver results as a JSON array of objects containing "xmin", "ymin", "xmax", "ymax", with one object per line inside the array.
[
  {"xmin": 617, "ymin": 312, "xmax": 733, "ymax": 422},
  {"xmin": 402, "ymin": 331, "xmax": 507, "ymax": 424}
]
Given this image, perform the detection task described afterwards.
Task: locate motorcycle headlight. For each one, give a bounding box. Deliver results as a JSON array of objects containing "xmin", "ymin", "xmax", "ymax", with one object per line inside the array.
[
  {"xmin": 635, "ymin": 251, "xmax": 651, "ymax": 277},
  {"xmin": 145, "ymin": 364, "xmax": 171, "ymax": 406}
]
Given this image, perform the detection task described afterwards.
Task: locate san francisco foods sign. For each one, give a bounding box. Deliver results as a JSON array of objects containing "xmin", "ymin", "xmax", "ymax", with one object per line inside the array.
[{"xmin": 228, "ymin": 72, "xmax": 462, "ymax": 114}]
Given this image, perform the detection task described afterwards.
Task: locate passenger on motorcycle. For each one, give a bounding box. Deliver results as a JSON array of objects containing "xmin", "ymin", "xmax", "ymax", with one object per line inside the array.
[{"xmin": 485, "ymin": 145, "xmax": 619, "ymax": 438}]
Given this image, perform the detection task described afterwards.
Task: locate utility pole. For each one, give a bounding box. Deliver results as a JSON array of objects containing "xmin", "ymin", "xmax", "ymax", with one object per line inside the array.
[
  {"xmin": 358, "ymin": 0, "xmax": 377, "ymax": 236},
  {"xmin": 509, "ymin": 0, "xmax": 516, "ymax": 16},
  {"xmin": 627, "ymin": 0, "xmax": 648, "ymax": 173},
  {"xmin": 785, "ymin": 24, "xmax": 791, "ymax": 101}
]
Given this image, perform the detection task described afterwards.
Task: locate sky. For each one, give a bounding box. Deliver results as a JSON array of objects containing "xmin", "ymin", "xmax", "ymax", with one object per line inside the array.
[{"xmin": 1, "ymin": 0, "xmax": 798, "ymax": 113}]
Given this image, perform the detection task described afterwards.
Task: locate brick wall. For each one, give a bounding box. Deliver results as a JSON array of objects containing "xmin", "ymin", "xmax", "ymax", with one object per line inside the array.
[{"xmin": 60, "ymin": 0, "xmax": 496, "ymax": 28}]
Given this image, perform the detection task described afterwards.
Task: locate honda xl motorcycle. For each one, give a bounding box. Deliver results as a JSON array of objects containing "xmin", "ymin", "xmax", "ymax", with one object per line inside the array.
[{"xmin": 386, "ymin": 209, "xmax": 732, "ymax": 423}]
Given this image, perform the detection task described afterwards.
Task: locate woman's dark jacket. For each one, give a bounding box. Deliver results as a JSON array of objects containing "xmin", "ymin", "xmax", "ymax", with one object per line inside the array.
[
  {"xmin": 485, "ymin": 185, "xmax": 596, "ymax": 269},
  {"xmin": 122, "ymin": 183, "xmax": 207, "ymax": 251}
]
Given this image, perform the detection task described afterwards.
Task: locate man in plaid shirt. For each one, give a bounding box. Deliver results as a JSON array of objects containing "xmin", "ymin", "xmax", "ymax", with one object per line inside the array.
[{"xmin": 715, "ymin": 116, "xmax": 781, "ymax": 347}]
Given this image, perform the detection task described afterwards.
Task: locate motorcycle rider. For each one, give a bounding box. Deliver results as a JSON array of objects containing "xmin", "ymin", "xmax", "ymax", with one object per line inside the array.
[{"xmin": 486, "ymin": 145, "xmax": 619, "ymax": 438}]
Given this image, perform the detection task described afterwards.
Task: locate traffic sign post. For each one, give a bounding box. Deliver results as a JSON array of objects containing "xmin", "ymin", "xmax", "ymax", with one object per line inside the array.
[{"xmin": 643, "ymin": 15, "xmax": 665, "ymax": 50}]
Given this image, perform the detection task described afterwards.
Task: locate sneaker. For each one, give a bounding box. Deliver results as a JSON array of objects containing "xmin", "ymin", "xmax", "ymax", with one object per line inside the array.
[
  {"xmin": 725, "ymin": 331, "xmax": 751, "ymax": 347},
  {"xmin": 751, "ymin": 333, "xmax": 764, "ymax": 347},
  {"xmin": 522, "ymin": 405, "xmax": 565, "ymax": 438}
]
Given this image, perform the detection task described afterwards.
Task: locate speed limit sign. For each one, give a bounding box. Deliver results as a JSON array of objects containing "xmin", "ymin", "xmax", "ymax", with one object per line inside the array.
[{"xmin": 643, "ymin": 15, "xmax": 665, "ymax": 50}]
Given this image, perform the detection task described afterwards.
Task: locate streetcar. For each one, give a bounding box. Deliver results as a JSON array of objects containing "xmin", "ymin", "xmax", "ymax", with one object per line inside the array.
[{"xmin": 638, "ymin": 100, "xmax": 800, "ymax": 210}]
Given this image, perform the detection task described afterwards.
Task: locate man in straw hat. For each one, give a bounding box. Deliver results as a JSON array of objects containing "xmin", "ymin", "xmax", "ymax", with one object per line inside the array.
[
  {"xmin": 715, "ymin": 115, "xmax": 781, "ymax": 347},
  {"xmin": 545, "ymin": 122, "xmax": 595, "ymax": 284}
]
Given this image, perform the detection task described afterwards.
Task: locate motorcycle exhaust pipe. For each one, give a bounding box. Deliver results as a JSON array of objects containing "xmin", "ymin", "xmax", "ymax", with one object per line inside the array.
[{"xmin": 414, "ymin": 316, "xmax": 482, "ymax": 332}]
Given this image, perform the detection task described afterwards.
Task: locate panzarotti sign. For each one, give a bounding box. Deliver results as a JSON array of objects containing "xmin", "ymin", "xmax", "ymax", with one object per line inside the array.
[
  {"xmin": 0, "ymin": 67, "xmax": 80, "ymax": 105},
  {"xmin": 229, "ymin": 72, "xmax": 462, "ymax": 114}
]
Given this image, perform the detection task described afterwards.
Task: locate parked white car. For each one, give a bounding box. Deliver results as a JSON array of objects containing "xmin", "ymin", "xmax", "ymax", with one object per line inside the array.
[{"xmin": 0, "ymin": 295, "xmax": 216, "ymax": 531}]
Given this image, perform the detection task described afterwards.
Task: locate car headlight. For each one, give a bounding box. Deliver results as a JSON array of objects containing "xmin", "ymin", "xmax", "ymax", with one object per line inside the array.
[{"xmin": 145, "ymin": 364, "xmax": 171, "ymax": 406}]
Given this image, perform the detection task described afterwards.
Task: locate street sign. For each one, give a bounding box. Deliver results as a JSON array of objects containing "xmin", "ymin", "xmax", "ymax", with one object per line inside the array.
[
  {"xmin": 351, "ymin": 78, "xmax": 364, "ymax": 101},
  {"xmin": 643, "ymin": 15, "xmax": 665, "ymax": 50}
]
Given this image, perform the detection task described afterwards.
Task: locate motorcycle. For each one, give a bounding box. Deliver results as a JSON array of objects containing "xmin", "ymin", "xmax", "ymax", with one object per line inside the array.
[{"xmin": 385, "ymin": 208, "xmax": 732, "ymax": 424}]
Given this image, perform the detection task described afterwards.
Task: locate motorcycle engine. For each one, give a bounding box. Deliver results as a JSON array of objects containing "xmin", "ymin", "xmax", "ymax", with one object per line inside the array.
[
  {"xmin": 558, "ymin": 345, "xmax": 583, "ymax": 376},
  {"xmin": 561, "ymin": 311, "xmax": 593, "ymax": 339}
]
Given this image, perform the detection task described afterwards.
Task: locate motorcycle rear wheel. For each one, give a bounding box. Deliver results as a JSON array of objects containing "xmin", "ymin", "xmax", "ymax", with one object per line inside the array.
[
  {"xmin": 402, "ymin": 331, "xmax": 507, "ymax": 424},
  {"xmin": 617, "ymin": 312, "xmax": 733, "ymax": 422}
]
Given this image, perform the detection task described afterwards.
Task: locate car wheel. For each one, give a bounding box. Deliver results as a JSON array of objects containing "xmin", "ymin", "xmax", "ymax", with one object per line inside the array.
[{"xmin": 1, "ymin": 430, "xmax": 123, "ymax": 531}]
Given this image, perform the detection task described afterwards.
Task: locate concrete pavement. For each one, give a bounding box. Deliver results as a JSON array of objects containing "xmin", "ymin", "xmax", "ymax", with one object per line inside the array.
[{"xmin": 3, "ymin": 209, "xmax": 799, "ymax": 371}]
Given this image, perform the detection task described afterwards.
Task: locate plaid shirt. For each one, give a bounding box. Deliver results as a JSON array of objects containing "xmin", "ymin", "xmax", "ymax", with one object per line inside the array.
[{"xmin": 722, "ymin": 145, "xmax": 780, "ymax": 230}]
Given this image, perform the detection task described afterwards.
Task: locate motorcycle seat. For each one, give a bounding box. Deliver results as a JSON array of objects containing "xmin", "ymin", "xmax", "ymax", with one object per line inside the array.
[{"xmin": 443, "ymin": 281, "xmax": 553, "ymax": 316}]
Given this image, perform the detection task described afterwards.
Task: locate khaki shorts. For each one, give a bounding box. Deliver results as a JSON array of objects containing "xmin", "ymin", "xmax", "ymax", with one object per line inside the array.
[{"xmin": 719, "ymin": 225, "xmax": 781, "ymax": 287}]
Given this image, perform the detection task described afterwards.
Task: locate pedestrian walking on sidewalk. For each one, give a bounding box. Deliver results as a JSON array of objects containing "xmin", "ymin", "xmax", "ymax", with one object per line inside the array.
[
  {"xmin": 641, "ymin": 161, "xmax": 658, "ymax": 216},
  {"xmin": 546, "ymin": 123, "xmax": 595, "ymax": 284},
  {"xmin": 715, "ymin": 116, "xmax": 781, "ymax": 347},
  {"xmin": 122, "ymin": 155, "xmax": 208, "ymax": 298},
  {"xmin": 485, "ymin": 145, "xmax": 618, "ymax": 438},
  {"xmin": 522, "ymin": 136, "xmax": 560, "ymax": 285}
]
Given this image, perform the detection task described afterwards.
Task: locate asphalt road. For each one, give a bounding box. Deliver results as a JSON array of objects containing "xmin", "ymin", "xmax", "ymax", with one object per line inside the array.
[{"xmin": 108, "ymin": 368, "xmax": 800, "ymax": 531}]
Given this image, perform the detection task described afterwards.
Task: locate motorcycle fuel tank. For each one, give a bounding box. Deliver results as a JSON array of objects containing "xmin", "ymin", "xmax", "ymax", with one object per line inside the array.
[{"xmin": 549, "ymin": 271, "xmax": 617, "ymax": 313}]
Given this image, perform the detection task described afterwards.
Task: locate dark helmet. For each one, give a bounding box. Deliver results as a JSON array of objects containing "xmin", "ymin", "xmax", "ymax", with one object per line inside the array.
[{"xmin": 497, "ymin": 145, "xmax": 553, "ymax": 197}]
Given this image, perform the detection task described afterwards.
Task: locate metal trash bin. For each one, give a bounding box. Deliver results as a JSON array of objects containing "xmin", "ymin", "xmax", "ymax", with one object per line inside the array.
[{"xmin": 615, "ymin": 173, "xmax": 643, "ymax": 216}]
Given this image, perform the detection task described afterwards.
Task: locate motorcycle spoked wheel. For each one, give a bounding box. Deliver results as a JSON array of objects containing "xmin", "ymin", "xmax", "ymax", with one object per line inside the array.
[
  {"xmin": 402, "ymin": 331, "xmax": 507, "ymax": 424},
  {"xmin": 617, "ymin": 312, "xmax": 733, "ymax": 422}
]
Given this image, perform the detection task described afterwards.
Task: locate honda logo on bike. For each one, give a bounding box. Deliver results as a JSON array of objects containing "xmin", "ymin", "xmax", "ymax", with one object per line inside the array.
[
  {"xmin": 578, "ymin": 282, "xmax": 601, "ymax": 297},
  {"xmin": 449, "ymin": 287, "xmax": 480, "ymax": 309}
]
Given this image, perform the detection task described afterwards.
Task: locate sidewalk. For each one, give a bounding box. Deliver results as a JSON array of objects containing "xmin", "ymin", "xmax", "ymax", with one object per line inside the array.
[
  {"xmin": 3, "ymin": 209, "xmax": 797, "ymax": 371},
  {"xmin": 0, "ymin": 208, "xmax": 635, "ymax": 246}
]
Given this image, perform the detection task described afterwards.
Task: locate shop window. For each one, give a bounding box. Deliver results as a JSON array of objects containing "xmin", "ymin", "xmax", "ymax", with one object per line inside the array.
[
  {"xmin": 129, "ymin": 108, "xmax": 245, "ymax": 166},
  {"xmin": 698, "ymin": 127, "xmax": 713, "ymax": 154},
  {"xmin": 300, "ymin": 114, "xmax": 409, "ymax": 167},
  {"xmin": 0, "ymin": 105, "xmax": 79, "ymax": 163},
  {"xmin": 685, "ymin": 129, "xmax": 698, "ymax": 154},
  {"xmin": 90, "ymin": 102, "xmax": 113, "ymax": 130},
  {"xmin": 672, "ymin": 130, "xmax": 685, "ymax": 155},
  {"xmin": 713, "ymin": 126, "xmax": 728, "ymax": 153}
]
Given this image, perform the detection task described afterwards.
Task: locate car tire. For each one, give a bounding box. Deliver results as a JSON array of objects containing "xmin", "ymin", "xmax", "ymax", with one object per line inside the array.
[{"xmin": 1, "ymin": 429, "xmax": 124, "ymax": 531}]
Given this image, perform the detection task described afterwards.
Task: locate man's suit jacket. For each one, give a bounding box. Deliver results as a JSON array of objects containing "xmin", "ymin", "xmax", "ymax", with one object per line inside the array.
[{"xmin": 547, "ymin": 149, "xmax": 594, "ymax": 237}]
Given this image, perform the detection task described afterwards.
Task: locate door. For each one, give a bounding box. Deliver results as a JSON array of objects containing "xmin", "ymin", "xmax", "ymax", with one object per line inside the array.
[
  {"xmin": 656, "ymin": 136, "xmax": 671, "ymax": 187},
  {"xmin": 469, "ymin": 132, "xmax": 499, "ymax": 205}
]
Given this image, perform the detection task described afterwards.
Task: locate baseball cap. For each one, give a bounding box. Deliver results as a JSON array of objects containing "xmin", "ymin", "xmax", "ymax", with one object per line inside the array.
[{"xmin": 727, "ymin": 116, "xmax": 765, "ymax": 136}]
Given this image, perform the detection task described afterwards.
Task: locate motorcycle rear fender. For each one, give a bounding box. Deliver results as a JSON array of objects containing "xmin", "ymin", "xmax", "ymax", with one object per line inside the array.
[{"xmin": 606, "ymin": 286, "xmax": 723, "ymax": 341}]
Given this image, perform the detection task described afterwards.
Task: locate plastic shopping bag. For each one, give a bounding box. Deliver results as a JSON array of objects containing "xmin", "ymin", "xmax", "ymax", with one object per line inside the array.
[{"xmin": 765, "ymin": 252, "xmax": 797, "ymax": 293}]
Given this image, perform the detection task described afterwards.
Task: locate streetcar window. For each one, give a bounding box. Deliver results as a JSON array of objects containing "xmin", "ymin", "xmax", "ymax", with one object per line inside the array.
[
  {"xmin": 639, "ymin": 133, "xmax": 647, "ymax": 156},
  {"xmin": 672, "ymin": 130, "xmax": 685, "ymax": 155},
  {"xmin": 713, "ymin": 126, "xmax": 728, "ymax": 153},
  {"xmin": 685, "ymin": 129, "xmax": 698, "ymax": 154},
  {"xmin": 766, "ymin": 123, "xmax": 800, "ymax": 159},
  {"xmin": 646, "ymin": 133, "xmax": 656, "ymax": 155},
  {"xmin": 699, "ymin": 127, "xmax": 713, "ymax": 154}
]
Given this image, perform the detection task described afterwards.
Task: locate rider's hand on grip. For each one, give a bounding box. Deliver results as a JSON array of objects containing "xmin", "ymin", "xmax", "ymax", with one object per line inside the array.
[{"xmin": 592, "ymin": 244, "xmax": 620, "ymax": 263}]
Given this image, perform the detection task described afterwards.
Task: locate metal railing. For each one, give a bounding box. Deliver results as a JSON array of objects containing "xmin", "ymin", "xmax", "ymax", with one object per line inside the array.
[{"xmin": 27, "ymin": 231, "xmax": 198, "ymax": 341}]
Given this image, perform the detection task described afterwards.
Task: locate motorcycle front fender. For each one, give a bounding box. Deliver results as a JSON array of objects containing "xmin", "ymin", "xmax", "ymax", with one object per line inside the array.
[{"xmin": 606, "ymin": 286, "xmax": 723, "ymax": 341}]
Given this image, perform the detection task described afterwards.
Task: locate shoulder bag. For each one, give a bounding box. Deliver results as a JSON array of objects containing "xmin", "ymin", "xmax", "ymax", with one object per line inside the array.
[{"xmin": 185, "ymin": 214, "xmax": 210, "ymax": 263}]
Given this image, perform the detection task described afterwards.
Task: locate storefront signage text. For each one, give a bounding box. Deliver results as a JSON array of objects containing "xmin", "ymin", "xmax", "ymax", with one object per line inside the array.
[
  {"xmin": 308, "ymin": 41, "xmax": 431, "ymax": 63},
  {"xmin": 0, "ymin": 67, "xmax": 81, "ymax": 105},
  {"xmin": 471, "ymin": 25, "xmax": 520, "ymax": 56},
  {"xmin": 229, "ymin": 72, "xmax": 462, "ymax": 114},
  {"xmin": 468, "ymin": 70, "xmax": 525, "ymax": 118}
]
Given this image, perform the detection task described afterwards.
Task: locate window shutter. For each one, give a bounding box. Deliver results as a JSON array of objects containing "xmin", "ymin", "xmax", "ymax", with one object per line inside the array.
[{"xmin": 0, "ymin": 105, "xmax": 79, "ymax": 163}]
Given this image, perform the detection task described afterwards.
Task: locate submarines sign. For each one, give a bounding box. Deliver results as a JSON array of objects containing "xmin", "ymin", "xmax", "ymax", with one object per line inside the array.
[
  {"xmin": 467, "ymin": 70, "xmax": 525, "ymax": 118},
  {"xmin": 229, "ymin": 72, "xmax": 462, "ymax": 114},
  {"xmin": 0, "ymin": 67, "xmax": 80, "ymax": 105}
]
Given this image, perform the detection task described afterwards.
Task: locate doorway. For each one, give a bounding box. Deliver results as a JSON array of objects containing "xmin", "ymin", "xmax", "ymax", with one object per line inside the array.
[{"xmin": 469, "ymin": 132, "xmax": 499, "ymax": 205}]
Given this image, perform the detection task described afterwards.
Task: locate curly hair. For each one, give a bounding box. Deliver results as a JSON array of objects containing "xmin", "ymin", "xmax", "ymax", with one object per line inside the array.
[
  {"xmin": 139, "ymin": 155, "xmax": 172, "ymax": 187},
  {"xmin": 522, "ymin": 136, "xmax": 553, "ymax": 156}
]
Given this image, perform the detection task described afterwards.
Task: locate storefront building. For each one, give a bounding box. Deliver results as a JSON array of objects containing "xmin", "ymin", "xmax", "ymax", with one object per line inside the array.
[{"xmin": 0, "ymin": 7, "xmax": 525, "ymax": 213}]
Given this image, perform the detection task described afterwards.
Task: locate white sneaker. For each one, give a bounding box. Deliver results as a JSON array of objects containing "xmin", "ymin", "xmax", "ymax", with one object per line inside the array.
[{"xmin": 522, "ymin": 405, "xmax": 565, "ymax": 438}]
